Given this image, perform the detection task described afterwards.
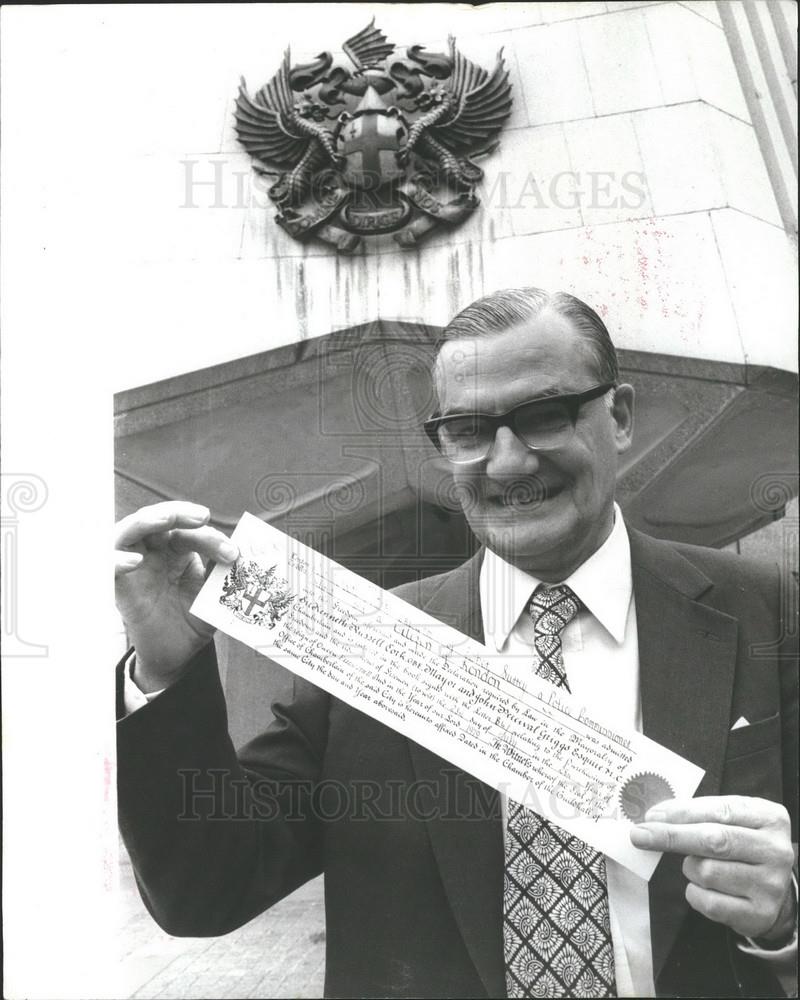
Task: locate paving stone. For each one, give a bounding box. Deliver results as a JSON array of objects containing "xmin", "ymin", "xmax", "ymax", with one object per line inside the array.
[{"xmin": 118, "ymin": 854, "xmax": 325, "ymax": 998}]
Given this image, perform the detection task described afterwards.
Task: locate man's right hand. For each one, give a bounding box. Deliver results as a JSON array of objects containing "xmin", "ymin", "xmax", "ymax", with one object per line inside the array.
[{"xmin": 114, "ymin": 501, "xmax": 239, "ymax": 693}]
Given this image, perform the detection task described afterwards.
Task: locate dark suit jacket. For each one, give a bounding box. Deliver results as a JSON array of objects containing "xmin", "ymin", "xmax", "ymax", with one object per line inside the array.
[{"xmin": 117, "ymin": 529, "xmax": 798, "ymax": 998}]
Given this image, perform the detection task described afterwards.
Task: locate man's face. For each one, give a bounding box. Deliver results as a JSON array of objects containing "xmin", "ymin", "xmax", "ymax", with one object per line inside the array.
[{"xmin": 434, "ymin": 310, "xmax": 634, "ymax": 579}]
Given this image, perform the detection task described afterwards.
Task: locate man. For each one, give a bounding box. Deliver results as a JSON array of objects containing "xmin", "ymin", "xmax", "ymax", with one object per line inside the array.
[{"xmin": 116, "ymin": 288, "xmax": 797, "ymax": 998}]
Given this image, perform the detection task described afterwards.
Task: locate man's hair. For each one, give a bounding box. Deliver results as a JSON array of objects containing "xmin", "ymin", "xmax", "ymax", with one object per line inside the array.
[{"xmin": 436, "ymin": 287, "xmax": 619, "ymax": 385}]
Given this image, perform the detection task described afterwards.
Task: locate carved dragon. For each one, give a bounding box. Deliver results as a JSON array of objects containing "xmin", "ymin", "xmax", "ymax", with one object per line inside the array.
[
  {"xmin": 400, "ymin": 37, "xmax": 512, "ymax": 190},
  {"xmin": 235, "ymin": 51, "xmax": 340, "ymax": 207}
]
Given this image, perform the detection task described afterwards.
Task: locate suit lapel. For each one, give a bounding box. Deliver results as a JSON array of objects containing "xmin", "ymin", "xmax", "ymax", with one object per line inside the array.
[
  {"xmin": 629, "ymin": 530, "xmax": 739, "ymax": 981},
  {"xmin": 406, "ymin": 551, "xmax": 507, "ymax": 999}
]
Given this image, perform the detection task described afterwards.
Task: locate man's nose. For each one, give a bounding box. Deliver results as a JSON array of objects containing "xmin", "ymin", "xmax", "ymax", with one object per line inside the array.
[{"xmin": 484, "ymin": 425, "xmax": 540, "ymax": 478}]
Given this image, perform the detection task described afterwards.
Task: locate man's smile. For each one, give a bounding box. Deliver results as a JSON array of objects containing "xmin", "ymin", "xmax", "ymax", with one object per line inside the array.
[{"xmin": 483, "ymin": 478, "xmax": 566, "ymax": 509}]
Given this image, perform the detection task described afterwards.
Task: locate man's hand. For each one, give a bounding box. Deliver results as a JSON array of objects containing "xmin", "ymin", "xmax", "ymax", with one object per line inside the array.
[
  {"xmin": 630, "ymin": 795, "xmax": 796, "ymax": 943},
  {"xmin": 115, "ymin": 501, "xmax": 239, "ymax": 692}
]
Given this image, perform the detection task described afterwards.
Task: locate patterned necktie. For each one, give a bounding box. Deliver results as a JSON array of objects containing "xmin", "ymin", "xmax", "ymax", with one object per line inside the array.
[{"xmin": 503, "ymin": 584, "xmax": 616, "ymax": 998}]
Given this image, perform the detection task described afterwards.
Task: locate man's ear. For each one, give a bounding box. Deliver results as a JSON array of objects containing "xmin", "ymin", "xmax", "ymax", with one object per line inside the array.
[{"xmin": 611, "ymin": 383, "xmax": 634, "ymax": 454}]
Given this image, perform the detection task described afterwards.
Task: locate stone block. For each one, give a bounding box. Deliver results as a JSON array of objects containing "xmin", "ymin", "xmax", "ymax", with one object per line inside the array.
[
  {"xmin": 579, "ymin": 8, "xmax": 663, "ymax": 115},
  {"xmin": 709, "ymin": 111, "xmax": 782, "ymax": 226},
  {"xmin": 710, "ymin": 208, "xmax": 798, "ymax": 371},
  {"xmin": 514, "ymin": 19, "xmax": 595, "ymax": 125},
  {"xmin": 477, "ymin": 213, "xmax": 745, "ymax": 365},
  {"xmin": 634, "ymin": 103, "xmax": 780, "ymax": 224},
  {"xmin": 677, "ymin": 1, "xmax": 723, "ymax": 27},
  {"xmin": 645, "ymin": 3, "xmax": 750, "ymax": 121},
  {"xmin": 109, "ymin": 153, "xmax": 248, "ymax": 265},
  {"xmin": 633, "ymin": 103, "xmax": 725, "ymax": 216},
  {"xmin": 606, "ymin": 1, "xmax": 662, "ymax": 9},
  {"xmin": 498, "ymin": 124, "xmax": 583, "ymax": 236},
  {"xmin": 563, "ymin": 113, "xmax": 654, "ymax": 225},
  {"xmin": 540, "ymin": 2, "xmax": 608, "ymax": 22}
]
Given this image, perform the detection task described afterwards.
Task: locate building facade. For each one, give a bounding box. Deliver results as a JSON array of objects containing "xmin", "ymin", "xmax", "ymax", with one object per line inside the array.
[{"xmin": 112, "ymin": 1, "xmax": 798, "ymax": 743}]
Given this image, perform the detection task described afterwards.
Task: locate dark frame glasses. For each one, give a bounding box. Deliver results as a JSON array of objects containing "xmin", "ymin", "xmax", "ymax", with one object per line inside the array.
[{"xmin": 423, "ymin": 382, "xmax": 616, "ymax": 464}]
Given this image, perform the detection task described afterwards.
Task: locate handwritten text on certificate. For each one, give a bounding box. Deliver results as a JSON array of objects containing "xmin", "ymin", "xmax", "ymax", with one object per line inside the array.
[{"xmin": 192, "ymin": 512, "xmax": 704, "ymax": 880}]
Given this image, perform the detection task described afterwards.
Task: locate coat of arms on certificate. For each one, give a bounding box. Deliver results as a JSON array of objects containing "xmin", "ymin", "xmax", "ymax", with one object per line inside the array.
[{"xmin": 219, "ymin": 559, "xmax": 295, "ymax": 628}]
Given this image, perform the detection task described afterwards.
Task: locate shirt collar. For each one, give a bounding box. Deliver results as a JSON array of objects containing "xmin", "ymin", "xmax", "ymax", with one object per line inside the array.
[{"xmin": 479, "ymin": 504, "xmax": 633, "ymax": 650}]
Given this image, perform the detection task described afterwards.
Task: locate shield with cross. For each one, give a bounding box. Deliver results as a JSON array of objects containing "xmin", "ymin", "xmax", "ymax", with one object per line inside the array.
[
  {"xmin": 336, "ymin": 86, "xmax": 407, "ymax": 191},
  {"xmin": 219, "ymin": 559, "xmax": 295, "ymax": 628}
]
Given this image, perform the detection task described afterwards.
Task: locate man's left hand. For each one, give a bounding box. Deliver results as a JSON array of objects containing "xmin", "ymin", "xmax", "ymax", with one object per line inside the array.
[{"xmin": 630, "ymin": 795, "xmax": 796, "ymax": 943}]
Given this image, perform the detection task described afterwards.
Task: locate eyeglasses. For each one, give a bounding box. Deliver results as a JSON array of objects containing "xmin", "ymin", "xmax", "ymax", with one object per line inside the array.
[{"xmin": 423, "ymin": 382, "xmax": 615, "ymax": 465}]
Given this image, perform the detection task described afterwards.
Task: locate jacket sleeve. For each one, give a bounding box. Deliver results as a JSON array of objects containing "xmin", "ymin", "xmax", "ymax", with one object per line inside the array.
[
  {"xmin": 727, "ymin": 559, "xmax": 798, "ymax": 997},
  {"xmin": 116, "ymin": 641, "xmax": 329, "ymax": 936}
]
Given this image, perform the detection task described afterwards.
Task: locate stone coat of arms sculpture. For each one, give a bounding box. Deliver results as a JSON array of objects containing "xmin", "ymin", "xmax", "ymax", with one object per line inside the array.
[{"xmin": 235, "ymin": 20, "xmax": 512, "ymax": 252}]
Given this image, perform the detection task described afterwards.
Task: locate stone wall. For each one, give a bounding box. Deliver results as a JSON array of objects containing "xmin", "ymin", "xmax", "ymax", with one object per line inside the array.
[{"xmin": 72, "ymin": 1, "xmax": 797, "ymax": 391}]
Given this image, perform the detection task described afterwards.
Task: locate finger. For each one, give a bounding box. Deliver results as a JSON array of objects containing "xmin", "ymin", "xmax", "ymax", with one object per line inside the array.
[
  {"xmin": 630, "ymin": 822, "xmax": 772, "ymax": 863},
  {"xmin": 644, "ymin": 796, "xmax": 789, "ymax": 832},
  {"xmin": 164, "ymin": 527, "xmax": 238, "ymax": 564},
  {"xmin": 682, "ymin": 856, "xmax": 754, "ymax": 898},
  {"xmin": 685, "ymin": 883, "xmax": 753, "ymax": 932},
  {"xmin": 115, "ymin": 551, "xmax": 144, "ymax": 576},
  {"xmin": 115, "ymin": 502, "xmax": 210, "ymax": 548}
]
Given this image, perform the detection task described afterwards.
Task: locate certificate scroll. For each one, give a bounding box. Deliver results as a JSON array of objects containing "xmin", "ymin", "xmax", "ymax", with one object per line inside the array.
[{"xmin": 191, "ymin": 512, "xmax": 705, "ymax": 880}]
